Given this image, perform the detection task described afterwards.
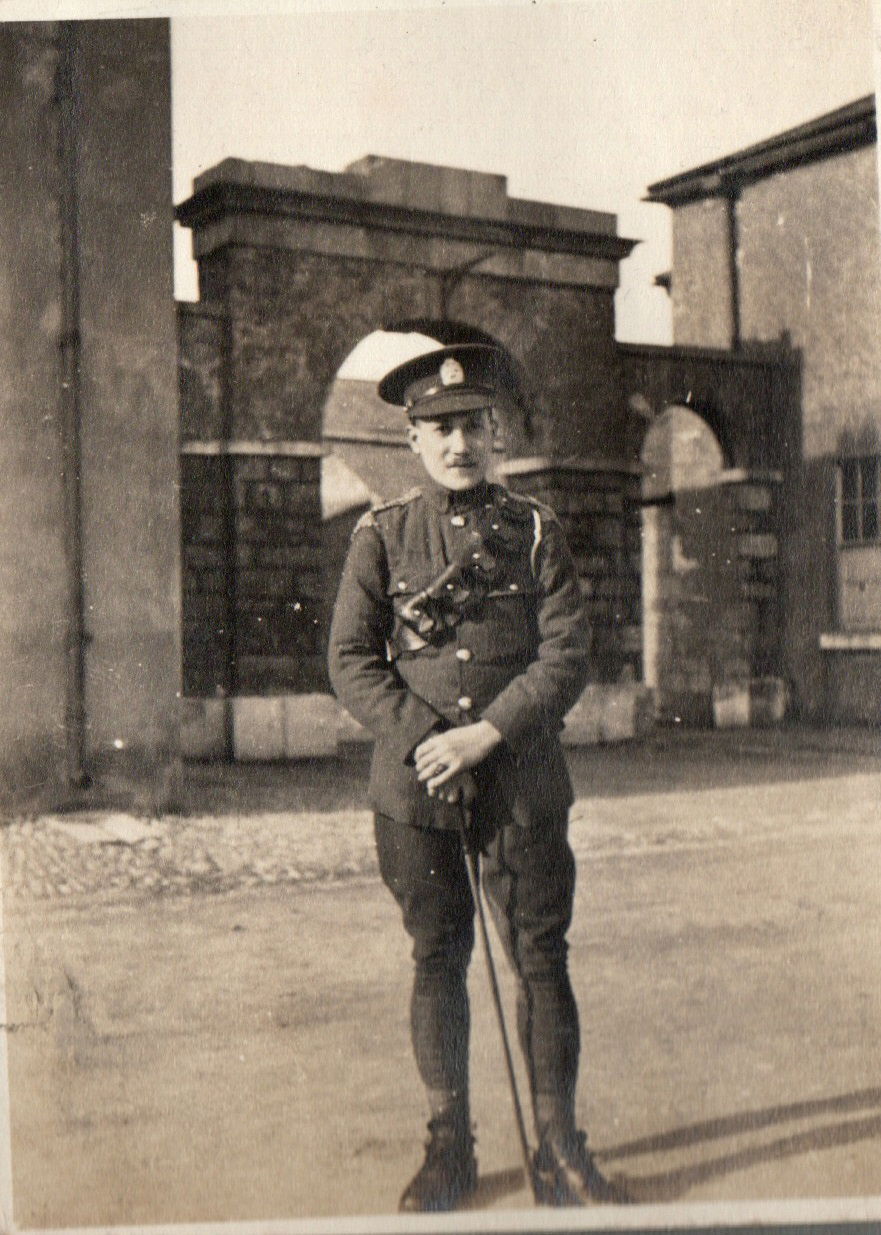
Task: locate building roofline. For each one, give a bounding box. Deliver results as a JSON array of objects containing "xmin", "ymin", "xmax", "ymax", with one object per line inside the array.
[
  {"xmin": 646, "ymin": 94, "xmax": 877, "ymax": 206},
  {"xmin": 176, "ymin": 157, "xmax": 637, "ymax": 264}
]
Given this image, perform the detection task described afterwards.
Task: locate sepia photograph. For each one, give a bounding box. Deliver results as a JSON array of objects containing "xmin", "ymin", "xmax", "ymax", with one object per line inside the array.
[{"xmin": 0, "ymin": 0, "xmax": 880, "ymax": 1231}]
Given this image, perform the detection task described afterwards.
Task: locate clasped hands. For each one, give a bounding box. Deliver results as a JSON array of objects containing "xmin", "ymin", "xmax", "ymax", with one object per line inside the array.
[{"xmin": 413, "ymin": 719, "xmax": 502, "ymax": 804}]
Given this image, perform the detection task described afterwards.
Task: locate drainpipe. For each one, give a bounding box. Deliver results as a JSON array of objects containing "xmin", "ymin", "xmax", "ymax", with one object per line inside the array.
[
  {"xmin": 725, "ymin": 189, "xmax": 742, "ymax": 350},
  {"xmin": 57, "ymin": 24, "xmax": 89, "ymax": 787}
]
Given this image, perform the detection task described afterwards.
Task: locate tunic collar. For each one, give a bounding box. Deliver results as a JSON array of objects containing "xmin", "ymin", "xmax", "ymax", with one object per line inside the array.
[{"xmin": 421, "ymin": 477, "xmax": 492, "ymax": 513}]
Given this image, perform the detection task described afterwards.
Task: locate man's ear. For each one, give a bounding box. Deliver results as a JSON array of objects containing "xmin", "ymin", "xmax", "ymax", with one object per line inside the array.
[{"xmin": 406, "ymin": 424, "xmax": 422, "ymax": 456}]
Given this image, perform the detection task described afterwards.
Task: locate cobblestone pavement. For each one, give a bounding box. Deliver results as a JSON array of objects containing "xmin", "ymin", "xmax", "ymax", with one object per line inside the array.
[
  {"xmin": 2, "ymin": 727, "xmax": 878, "ymax": 906},
  {"xmin": 0, "ymin": 809, "xmax": 378, "ymax": 904}
]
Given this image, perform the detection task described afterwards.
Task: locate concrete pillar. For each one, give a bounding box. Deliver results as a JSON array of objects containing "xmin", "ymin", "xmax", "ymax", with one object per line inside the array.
[{"xmin": 0, "ymin": 22, "xmax": 181, "ymax": 810}]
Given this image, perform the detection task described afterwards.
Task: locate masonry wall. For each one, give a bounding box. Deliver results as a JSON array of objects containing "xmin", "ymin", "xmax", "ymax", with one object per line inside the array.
[
  {"xmin": 738, "ymin": 148, "xmax": 881, "ymax": 457},
  {"xmin": 501, "ymin": 464, "xmax": 642, "ymax": 682},
  {"xmin": 197, "ymin": 247, "xmax": 439, "ymax": 442}
]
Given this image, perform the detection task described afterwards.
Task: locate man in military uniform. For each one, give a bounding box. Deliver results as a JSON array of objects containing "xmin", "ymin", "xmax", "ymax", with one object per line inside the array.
[{"xmin": 328, "ymin": 344, "xmax": 618, "ymax": 1212}]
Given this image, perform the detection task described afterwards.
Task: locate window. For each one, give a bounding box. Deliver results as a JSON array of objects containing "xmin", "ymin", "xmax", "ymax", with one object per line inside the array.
[{"xmin": 838, "ymin": 456, "xmax": 880, "ymax": 544}]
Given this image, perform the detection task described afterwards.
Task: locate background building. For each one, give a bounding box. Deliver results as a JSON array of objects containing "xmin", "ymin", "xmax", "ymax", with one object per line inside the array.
[{"xmin": 647, "ymin": 96, "xmax": 881, "ymax": 724}]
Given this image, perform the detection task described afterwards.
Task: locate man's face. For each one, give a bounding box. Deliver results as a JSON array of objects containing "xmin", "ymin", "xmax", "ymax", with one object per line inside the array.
[{"xmin": 407, "ymin": 408, "xmax": 495, "ymax": 491}]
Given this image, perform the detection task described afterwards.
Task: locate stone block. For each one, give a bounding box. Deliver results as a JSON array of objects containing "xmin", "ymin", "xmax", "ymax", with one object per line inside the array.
[
  {"xmin": 742, "ymin": 582, "xmax": 777, "ymax": 602},
  {"xmin": 582, "ymin": 554, "xmax": 611, "ymax": 576},
  {"xmin": 570, "ymin": 492, "xmax": 609, "ymax": 515},
  {"xmin": 180, "ymin": 697, "xmax": 228, "ymax": 760},
  {"xmin": 193, "ymin": 568, "xmax": 227, "ymax": 594},
  {"xmin": 232, "ymin": 696, "xmax": 286, "ymax": 759},
  {"xmin": 619, "ymin": 624, "xmax": 643, "ymax": 654},
  {"xmin": 223, "ymin": 694, "xmax": 370, "ymax": 759},
  {"xmin": 260, "ymin": 545, "xmax": 316, "ymax": 569},
  {"xmin": 188, "ymin": 513, "xmax": 224, "ymax": 542},
  {"xmin": 247, "ymin": 482, "xmax": 286, "ymax": 512},
  {"xmin": 593, "ymin": 518, "xmax": 625, "ymax": 551},
  {"xmin": 749, "ymin": 676, "xmax": 789, "ymax": 725},
  {"xmin": 736, "ymin": 484, "xmax": 773, "ymax": 513},
  {"xmin": 738, "ymin": 532, "xmax": 778, "ymax": 559},
  {"xmin": 235, "ymin": 456, "xmax": 270, "ymax": 482},
  {"xmin": 282, "ymin": 694, "xmax": 344, "ymax": 757},
  {"xmin": 712, "ymin": 676, "xmax": 788, "ymax": 728},
  {"xmin": 236, "ymin": 653, "xmax": 326, "ymax": 693},
  {"xmin": 561, "ymin": 683, "xmax": 655, "ymax": 745},
  {"xmin": 268, "ymin": 456, "xmax": 307, "ymax": 481},
  {"xmin": 182, "ymin": 593, "xmax": 227, "ymax": 622},
  {"xmin": 185, "ymin": 544, "xmax": 226, "ymax": 570}
]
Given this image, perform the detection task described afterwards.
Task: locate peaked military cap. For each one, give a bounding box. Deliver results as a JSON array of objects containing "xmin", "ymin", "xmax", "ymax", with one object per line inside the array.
[{"xmin": 378, "ymin": 344, "xmax": 507, "ymax": 419}]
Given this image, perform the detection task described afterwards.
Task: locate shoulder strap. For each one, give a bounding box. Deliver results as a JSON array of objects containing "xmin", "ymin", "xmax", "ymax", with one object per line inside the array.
[
  {"xmin": 530, "ymin": 506, "xmax": 543, "ymax": 578},
  {"xmin": 351, "ymin": 508, "xmax": 378, "ymax": 537}
]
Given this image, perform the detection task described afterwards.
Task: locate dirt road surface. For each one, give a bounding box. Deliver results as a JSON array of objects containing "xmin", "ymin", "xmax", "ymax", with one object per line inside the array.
[{"xmin": 2, "ymin": 729, "xmax": 880, "ymax": 1229}]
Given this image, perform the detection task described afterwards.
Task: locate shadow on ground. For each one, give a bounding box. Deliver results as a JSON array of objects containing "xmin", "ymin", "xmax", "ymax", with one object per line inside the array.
[{"xmin": 598, "ymin": 1086, "xmax": 881, "ymax": 1203}]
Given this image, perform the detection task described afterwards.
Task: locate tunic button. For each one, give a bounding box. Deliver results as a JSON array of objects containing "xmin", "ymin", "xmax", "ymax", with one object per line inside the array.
[
  {"xmin": 450, "ymin": 514, "xmax": 466, "ymax": 527},
  {"xmin": 397, "ymin": 581, "xmax": 408, "ymax": 590},
  {"xmin": 457, "ymin": 696, "xmax": 473, "ymax": 711},
  {"xmin": 509, "ymin": 583, "xmax": 519, "ymax": 591},
  {"xmin": 456, "ymin": 648, "xmax": 472, "ymax": 662}
]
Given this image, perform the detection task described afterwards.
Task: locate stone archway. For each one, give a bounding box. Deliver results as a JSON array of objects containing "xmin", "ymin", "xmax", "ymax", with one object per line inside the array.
[
  {"xmin": 640, "ymin": 405, "xmax": 784, "ymax": 726},
  {"xmin": 175, "ymin": 155, "xmax": 655, "ymax": 753}
]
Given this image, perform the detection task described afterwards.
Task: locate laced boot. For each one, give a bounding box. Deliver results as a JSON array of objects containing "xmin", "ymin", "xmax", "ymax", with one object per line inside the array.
[
  {"xmin": 399, "ymin": 1116, "xmax": 477, "ymax": 1213},
  {"xmin": 532, "ymin": 1130, "xmax": 627, "ymax": 1206}
]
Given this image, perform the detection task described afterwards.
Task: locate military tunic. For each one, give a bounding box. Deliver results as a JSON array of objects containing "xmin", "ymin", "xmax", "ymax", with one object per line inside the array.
[{"xmin": 328, "ymin": 478, "xmax": 591, "ymax": 837}]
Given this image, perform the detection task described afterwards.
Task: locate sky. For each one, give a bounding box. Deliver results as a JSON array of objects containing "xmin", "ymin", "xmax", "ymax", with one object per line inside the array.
[{"xmin": 169, "ymin": 0, "xmax": 878, "ymax": 348}]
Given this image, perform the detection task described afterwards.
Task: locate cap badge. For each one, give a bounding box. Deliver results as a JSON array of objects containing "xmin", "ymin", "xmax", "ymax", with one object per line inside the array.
[{"xmin": 439, "ymin": 357, "xmax": 466, "ymax": 387}]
